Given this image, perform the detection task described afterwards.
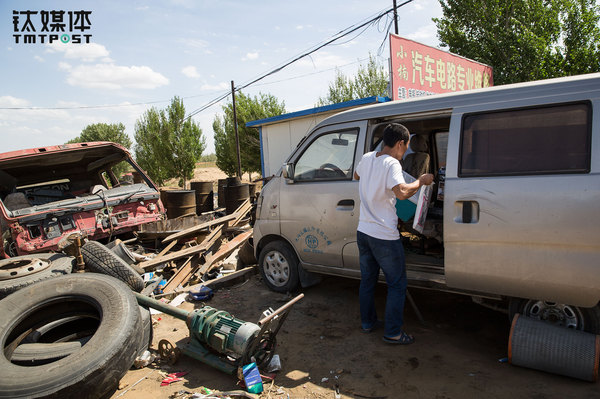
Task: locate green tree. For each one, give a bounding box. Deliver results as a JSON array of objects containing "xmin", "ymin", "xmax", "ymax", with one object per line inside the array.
[
  {"xmin": 213, "ymin": 92, "xmax": 285, "ymax": 178},
  {"xmin": 317, "ymin": 55, "xmax": 388, "ymax": 106},
  {"xmin": 134, "ymin": 97, "xmax": 206, "ymax": 187},
  {"xmin": 434, "ymin": 0, "xmax": 600, "ymax": 85},
  {"xmin": 68, "ymin": 123, "xmax": 133, "ymax": 176},
  {"xmin": 68, "ymin": 122, "xmax": 132, "ymax": 148}
]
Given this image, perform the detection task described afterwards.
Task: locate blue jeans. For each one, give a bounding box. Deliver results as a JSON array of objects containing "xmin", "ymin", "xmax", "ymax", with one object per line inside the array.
[{"xmin": 357, "ymin": 230, "xmax": 407, "ymax": 337}]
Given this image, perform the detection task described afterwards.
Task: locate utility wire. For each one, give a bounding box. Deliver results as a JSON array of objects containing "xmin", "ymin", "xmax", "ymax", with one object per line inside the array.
[
  {"xmin": 186, "ymin": 0, "xmax": 414, "ymax": 119},
  {"xmin": 2, "ymin": 1, "xmax": 414, "ymax": 115}
]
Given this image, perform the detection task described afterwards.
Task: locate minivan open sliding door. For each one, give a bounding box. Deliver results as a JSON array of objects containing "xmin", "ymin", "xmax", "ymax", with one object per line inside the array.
[
  {"xmin": 444, "ymin": 101, "xmax": 600, "ymax": 306},
  {"xmin": 279, "ymin": 120, "xmax": 367, "ymax": 270}
]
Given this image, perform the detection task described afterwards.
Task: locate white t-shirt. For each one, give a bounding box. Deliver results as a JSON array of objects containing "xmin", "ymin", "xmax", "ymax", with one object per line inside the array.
[{"xmin": 356, "ymin": 151, "xmax": 406, "ymax": 240}]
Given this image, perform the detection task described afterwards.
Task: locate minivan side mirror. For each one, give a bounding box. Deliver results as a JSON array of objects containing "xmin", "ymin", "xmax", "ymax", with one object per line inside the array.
[{"xmin": 282, "ymin": 163, "xmax": 295, "ymax": 182}]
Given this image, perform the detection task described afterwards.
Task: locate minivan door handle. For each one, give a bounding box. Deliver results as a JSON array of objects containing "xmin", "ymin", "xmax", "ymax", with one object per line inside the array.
[
  {"xmin": 454, "ymin": 201, "xmax": 479, "ymax": 223},
  {"xmin": 337, "ymin": 199, "xmax": 355, "ymax": 211}
]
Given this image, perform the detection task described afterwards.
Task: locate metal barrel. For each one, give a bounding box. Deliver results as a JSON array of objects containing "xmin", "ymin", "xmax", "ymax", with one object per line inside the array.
[
  {"xmin": 248, "ymin": 183, "xmax": 256, "ymax": 200},
  {"xmin": 162, "ymin": 189, "xmax": 196, "ymax": 219},
  {"xmin": 190, "ymin": 181, "xmax": 214, "ymax": 214},
  {"xmin": 132, "ymin": 171, "xmax": 143, "ymax": 184},
  {"xmin": 217, "ymin": 179, "xmax": 227, "ymax": 209},
  {"xmin": 224, "ymin": 183, "xmax": 249, "ymax": 215},
  {"xmin": 508, "ymin": 314, "xmax": 600, "ymax": 381},
  {"xmin": 226, "ymin": 176, "xmax": 241, "ymax": 186}
]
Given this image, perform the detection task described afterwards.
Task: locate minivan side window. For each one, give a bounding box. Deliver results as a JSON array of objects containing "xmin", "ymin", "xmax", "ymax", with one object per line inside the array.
[
  {"xmin": 459, "ymin": 103, "xmax": 591, "ymax": 177},
  {"xmin": 294, "ymin": 130, "xmax": 358, "ymax": 181}
]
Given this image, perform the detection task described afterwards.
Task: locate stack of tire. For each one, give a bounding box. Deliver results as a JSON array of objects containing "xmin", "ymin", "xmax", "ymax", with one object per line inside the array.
[{"xmin": 0, "ymin": 241, "xmax": 152, "ymax": 399}]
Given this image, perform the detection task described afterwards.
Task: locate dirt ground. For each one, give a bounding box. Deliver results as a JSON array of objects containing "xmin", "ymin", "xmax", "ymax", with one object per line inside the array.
[
  {"xmin": 163, "ymin": 166, "xmax": 260, "ymax": 189},
  {"xmin": 112, "ymin": 271, "xmax": 600, "ymax": 399}
]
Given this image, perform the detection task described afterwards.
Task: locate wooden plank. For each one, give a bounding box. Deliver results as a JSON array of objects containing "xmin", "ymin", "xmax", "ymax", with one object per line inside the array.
[
  {"xmin": 230, "ymin": 199, "xmax": 252, "ymax": 227},
  {"xmin": 155, "ymin": 240, "xmax": 177, "ymax": 260},
  {"xmin": 159, "ymin": 227, "xmax": 225, "ymax": 293},
  {"xmin": 161, "ymin": 255, "xmax": 199, "ymax": 294},
  {"xmin": 139, "ymin": 225, "xmax": 224, "ymax": 270},
  {"xmin": 161, "ymin": 214, "xmax": 236, "ymax": 244},
  {"xmin": 197, "ymin": 229, "xmax": 253, "ymax": 276}
]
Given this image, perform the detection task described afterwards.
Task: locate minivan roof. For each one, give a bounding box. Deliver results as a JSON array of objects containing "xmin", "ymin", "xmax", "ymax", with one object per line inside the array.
[{"xmin": 313, "ymin": 73, "xmax": 600, "ymax": 130}]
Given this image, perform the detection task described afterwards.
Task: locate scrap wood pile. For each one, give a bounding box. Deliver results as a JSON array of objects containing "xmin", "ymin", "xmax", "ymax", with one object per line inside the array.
[{"xmin": 137, "ymin": 198, "xmax": 255, "ymax": 297}]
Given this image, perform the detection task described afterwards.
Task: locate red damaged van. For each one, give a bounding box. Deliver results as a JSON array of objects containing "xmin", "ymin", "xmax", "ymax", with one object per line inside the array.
[{"xmin": 0, "ymin": 142, "xmax": 166, "ymax": 256}]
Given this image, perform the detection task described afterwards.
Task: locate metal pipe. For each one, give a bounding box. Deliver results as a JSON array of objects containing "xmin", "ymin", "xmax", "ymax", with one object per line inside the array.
[
  {"xmin": 258, "ymin": 293, "xmax": 304, "ymax": 326},
  {"xmin": 134, "ymin": 292, "xmax": 189, "ymax": 321}
]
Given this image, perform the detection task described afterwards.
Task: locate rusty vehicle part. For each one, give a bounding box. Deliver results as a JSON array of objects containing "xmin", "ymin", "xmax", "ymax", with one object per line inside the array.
[
  {"xmin": 0, "ymin": 142, "xmax": 165, "ymax": 257},
  {"xmin": 81, "ymin": 240, "xmax": 144, "ymax": 292},
  {"xmin": 158, "ymin": 339, "xmax": 180, "ymax": 365},
  {"xmin": 0, "ymin": 273, "xmax": 143, "ymax": 398},
  {"xmin": 0, "ymin": 253, "xmax": 74, "ymax": 299},
  {"xmin": 135, "ymin": 292, "xmax": 304, "ymax": 374},
  {"xmin": 73, "ymin": 235, "xmax": 85, "ymax": 273}
]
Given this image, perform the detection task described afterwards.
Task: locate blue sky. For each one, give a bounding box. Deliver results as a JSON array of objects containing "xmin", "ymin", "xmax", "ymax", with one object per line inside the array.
[{"xmin": 1, "ymin": 0, "xmax": 442, "ymax": 154}]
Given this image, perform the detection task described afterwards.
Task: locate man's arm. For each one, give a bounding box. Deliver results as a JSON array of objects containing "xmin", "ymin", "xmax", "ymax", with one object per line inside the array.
[
  {"xmin": 392, "ymin": 174, "xmax": 434, "ymax": 200},
  {"xmin": 353, "ymin": 171, "xmax": 360, "ymax": 180}
]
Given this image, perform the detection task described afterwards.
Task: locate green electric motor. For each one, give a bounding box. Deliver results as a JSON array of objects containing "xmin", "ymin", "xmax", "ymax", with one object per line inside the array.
[{"xmin": 135, "ymin": 292, "xmax": 303, "ymax": 374}]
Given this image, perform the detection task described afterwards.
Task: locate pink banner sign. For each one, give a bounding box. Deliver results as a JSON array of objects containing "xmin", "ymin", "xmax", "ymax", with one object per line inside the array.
[{"xmin": 390, "ymin": 34, "xmax": 493, "ymax": 100}]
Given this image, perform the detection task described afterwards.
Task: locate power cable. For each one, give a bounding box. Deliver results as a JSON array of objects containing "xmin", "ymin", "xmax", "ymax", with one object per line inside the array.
[{"xmin": 186, "ymin": 0, "xmax": 415, "ymax": 119}]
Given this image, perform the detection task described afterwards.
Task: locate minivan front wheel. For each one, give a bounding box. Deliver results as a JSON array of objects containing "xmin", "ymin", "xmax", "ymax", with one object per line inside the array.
[
  {"xmin": 509, "ymin": 298, "xmax": 600, "ymax": 334},
  {"xmin": 258, "ymin": 241, "xmax": 299, "ymax": 293}
]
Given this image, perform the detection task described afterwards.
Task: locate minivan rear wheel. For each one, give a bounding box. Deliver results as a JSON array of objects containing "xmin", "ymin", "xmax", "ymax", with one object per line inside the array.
[
  {"xmin": 258, "ymin": 241, "xmax": 299, "ymax": 293},
  {"xmin": 509, "ymin": 298, "xmax": 600, "ymax": 334}
]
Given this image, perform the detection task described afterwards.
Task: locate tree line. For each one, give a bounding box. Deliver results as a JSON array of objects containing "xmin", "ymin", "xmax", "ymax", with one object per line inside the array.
[{"xmin": 68, "ymin": 0, "xmax": 600, "ymax": 186}]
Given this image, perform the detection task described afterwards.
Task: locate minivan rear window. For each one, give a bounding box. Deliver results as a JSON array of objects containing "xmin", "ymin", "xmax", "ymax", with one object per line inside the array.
[{"xmin": 459, "ymin": 103, "xmax": 591, "ymax": 177}]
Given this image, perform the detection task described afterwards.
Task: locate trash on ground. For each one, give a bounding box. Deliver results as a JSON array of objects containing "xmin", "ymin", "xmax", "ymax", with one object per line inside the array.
[{"xmin": 161, "ymin": 371, "xmax": 189, "ymax": 386}]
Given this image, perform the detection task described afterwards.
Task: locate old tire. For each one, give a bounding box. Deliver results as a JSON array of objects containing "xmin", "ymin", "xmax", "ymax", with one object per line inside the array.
[
  {"xmin": 0, "ymin": 253, "xmax": 74, "ymax": 299},
  {"xmin": 0, "ymin": 273, "xmax": 143, "ymax": 399},
  {"xmin": 13, "ymin": 304, "xmax": 152, "ymax": 364},
  {"xmin": 81, "ymin": 240, "xmax": 144, "ymax": 292},
  {"xmin": 509, "ymin": 298, "xmax": 600, "ymax": 334},
  {"xmin": 258, "ymin": 241, "xmax": 299, "ymax": 293}
]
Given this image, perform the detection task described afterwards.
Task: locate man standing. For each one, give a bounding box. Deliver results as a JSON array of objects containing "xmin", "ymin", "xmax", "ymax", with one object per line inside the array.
[{"xmin": 353, "ymin": 123, "xmax": 433, "ymax": 344}]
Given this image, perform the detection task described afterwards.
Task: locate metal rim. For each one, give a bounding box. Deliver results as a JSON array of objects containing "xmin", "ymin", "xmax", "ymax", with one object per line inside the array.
[
  {"xmin": 522, "ymin": 300, "xmax": 585, "ymax": 330},
  {"xmin": 0, "ymin": 258, "xmax": 50, "ymax": 281},
  {"xmin": 263, "ymin": 250, "xmax": 290, "ymax": 287}
]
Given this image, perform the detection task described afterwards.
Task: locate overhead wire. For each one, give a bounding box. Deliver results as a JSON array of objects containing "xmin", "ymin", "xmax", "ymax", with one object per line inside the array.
[
  {"xmin": 186, "ymin": 0, "xmax": 415, "ymax": 119},
  {"xmin": 2, "ymin": 1, "xmax": 414, "ymax": 116}
]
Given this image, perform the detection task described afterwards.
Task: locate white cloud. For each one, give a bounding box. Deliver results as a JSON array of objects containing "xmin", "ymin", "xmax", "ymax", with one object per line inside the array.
[
  {"xmin": 64, "ymin": 64, "xmax": 169, "ymax": 90},
  {"xmin": 46, "ymin": 43, "xmax": 110, "ymax": 62},
  {"xmin": 296, "ymin": 52, "xmax": 348, "ymax": 70},
  {"xmin": 200, "ymin": 82, "xmax": 228, "ymax": 91},
  {"xmin": 244, "ymin": 52, "xmax": 259, "ymax": 60},
  {"xmin": 0, "ymin": 96, "xmax": 30, "ymax": 107},
  {"xmin": 34, "ymin": 55, "xmax": 45, "ymax": 63},
  {"xmin": 406, "ymin": 25, "xmax": 439, "ymax": 47},
  {"xmin": 178, "ymin": 38, "xmax": 209, "ymax": 49},
  {"xmin": 182, "ymin": 65, "xmax": 200, "ymax": 78},
  {"xmin": 58, "ymin": 62, "xmax": 72, "ymax": 71}
]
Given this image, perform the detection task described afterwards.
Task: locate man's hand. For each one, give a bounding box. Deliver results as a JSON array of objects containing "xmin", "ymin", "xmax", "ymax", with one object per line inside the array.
[{"xmin": 418, "ymin": 173, "xmax": 434, "ymax": 186}]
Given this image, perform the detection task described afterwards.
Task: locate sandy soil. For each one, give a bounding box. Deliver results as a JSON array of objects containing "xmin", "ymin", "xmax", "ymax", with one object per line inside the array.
[
  {"xmin": 112, "ymin": 272, "xmax": 600, "ymax": 399},
  {"xmin": 162, "ymin": 166, "xmax": 261, "ymax": 189},
  {"xmin": 111, "ymin": 164, "xmax": 599, "ymax": 398}
]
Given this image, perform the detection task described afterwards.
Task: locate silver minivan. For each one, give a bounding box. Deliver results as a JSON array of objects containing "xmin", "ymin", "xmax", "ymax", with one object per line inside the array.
[{"xmin": 253, "ymin": 73, "xmax": 600, "ymax": 333}]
